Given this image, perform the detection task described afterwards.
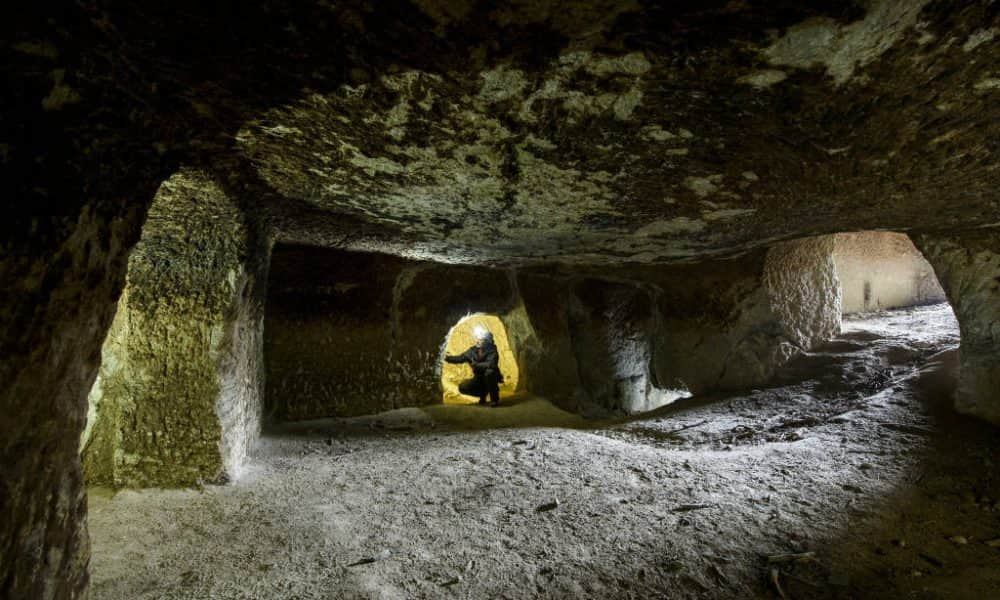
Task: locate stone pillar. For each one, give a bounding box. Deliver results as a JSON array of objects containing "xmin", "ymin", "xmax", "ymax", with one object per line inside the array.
[
  {"xmin": 647, "ymin": 250, "xmax": 783, "ymax": 395},
  {"xmin": 646, "ymin": 236, "xmax": 840, "ymax": 397},
  {"xmin": 81, "ymin": 169, "xmax": 268, "ymax": 487},
  {"xmin": 913, "ymin": 231, "xmax": 1000, "ymax": 424},
  {"xmin": 763, "ymin": 235, "xmax": 842, "ymax": 351}
]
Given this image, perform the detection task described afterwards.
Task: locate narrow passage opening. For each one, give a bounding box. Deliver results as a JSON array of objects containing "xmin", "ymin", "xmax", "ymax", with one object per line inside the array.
[{"xmin": 440, "ymin": 313, "xmax": 519, "ymax": 404}]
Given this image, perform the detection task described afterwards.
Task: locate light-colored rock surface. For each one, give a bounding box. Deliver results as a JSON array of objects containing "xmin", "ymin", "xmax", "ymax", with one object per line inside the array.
[
  {"xmin": 765, "ymin": 236, "xmax": 842, "ymax": 350},
  {"xmin": 763, "ymin": 0, "xmax": 931, "ymax": 85},
  {"xmin": 81, "ymin": 170, "xmax": 268, "ymax": 487},
  {"xmin": 644, "ymin": 237, "xmax": 841, "ymax": 398},
  {"xmin": 239, "ymin": 1, "xmax": 999, "ymax": 268},
  {"xmin": 834, "ymin": 231, "xmax": 945, "ymax": 314}
]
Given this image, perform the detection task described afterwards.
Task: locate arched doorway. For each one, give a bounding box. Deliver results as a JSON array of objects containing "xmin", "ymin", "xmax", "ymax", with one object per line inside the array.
[
  {"xmin": 440, "ymin": 314, "xmax": 519, "ymax": 404},
  {"xmin": 832, "ymin": 231, "xmax": 947, "ymax": 315}
]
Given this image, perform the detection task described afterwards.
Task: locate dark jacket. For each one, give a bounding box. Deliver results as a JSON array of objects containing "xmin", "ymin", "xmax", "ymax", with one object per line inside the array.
[{"xmin": 445, "ymin": 342, "xmax": 503, "ymax": 382}]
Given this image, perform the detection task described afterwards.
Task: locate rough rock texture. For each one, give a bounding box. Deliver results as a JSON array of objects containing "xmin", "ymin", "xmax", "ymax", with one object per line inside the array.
[
  {"xmin": 1, "ymin": 12, "xmax": 165, "ymax": 598},
  {"xmin": 645, "ymin": 237, "xmax": 840, "ymax": 398},
  {"xmin": 0, "ymin": 205, "xmax": 139, "ymax": 600},
  {"xmin": 565, "ymin": 278, "xmax": 666, "ymax": 415},
  {"xmin": 518, "ymin": 237, "xmax": 841, "ymax": 409},
  {"xmin": 264, "ymin": 245, "xmax": 521, "ymax": 421},
  {"xmin": 913, "ymin": 230, "xmax": 1000, "ymax": 424},
  {"xmin": 237, "ymin": 0, "xmax": 1000, "ymax": 266},
  {"xmin": 764, "ymin": 235, "xmax": 842, "ymax": 351},
  {"xmin": 2, "ymin": 1, "xmax": 999, "ymax": 597},
  {"xmin": 834, "ymin": 231, "xmax": 946, "ymax": 313},
  {"xmin": 267, "ymin": 238, "xmax": 840, "ymax": 419},
  {"xmin": 645, "ymin": 251, "xmax": 798, "ymax": 396},
  {"xmin": 512, "ymin": 274, "xmax": 668, "ymax": 416},
  {"xmin": 87, "ymin": 308, "xmax": 998, "ymax": 600},
  {"xmin": 264, "ymin": 247, "xmax": 411, "ymax": 420},
  {"xmin": 81, "ymin": 170, "xmax": 269, "ymax": 487},
  {"xmin": 521, "ymin": 238, "xmax": 841, "ymax": 415},
  {"xmin": 510, "ymin": 271, "xmax": 585, "ymax": 406}
]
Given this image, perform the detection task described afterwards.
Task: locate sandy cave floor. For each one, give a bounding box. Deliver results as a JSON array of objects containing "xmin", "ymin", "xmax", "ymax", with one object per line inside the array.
[{"xmin": 88, "ymin": 304, "xmax": 1000, "ymax": 599}]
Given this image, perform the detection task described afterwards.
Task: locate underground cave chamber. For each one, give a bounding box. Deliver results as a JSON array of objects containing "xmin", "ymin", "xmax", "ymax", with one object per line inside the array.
[
  {"xmin": 78, "ymin": 178, "xmax": 961, "ymax": 493},
  {"xmin": 7, "ymin": 4, "xmax": 1000, "ymax": 597},
  {"xmin": 77, "ymin": 210, "xmax": 989, "ymax": 599}
]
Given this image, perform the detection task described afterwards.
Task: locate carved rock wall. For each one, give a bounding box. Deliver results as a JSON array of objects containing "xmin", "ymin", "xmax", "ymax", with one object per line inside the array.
[
  {"xmin": 834, "ymin": 231, "xmax": 946, "ymax": 314},
  {"xmin": 264, "ymin": 246, "xmax": 521, "ymax": 420},
  {"xmin": 645, "ymin": 250, "xmax": 794, "ymax": 396},
  {"xmin": 1, "ymin": 8, "xmax": 168, "ymax": 592},
  {"xmin": 511, "ymin": 272, "xmax": 584, "ymax": 408},
  {"xmin": 636, "ymin": 236, "xmax": 839, "ymax": 401},
  {"xmin": 81, "ymin": 170, "xmax": 268, "ymax": 487},
  {"xmin": 565, "ymin": 278, "xmax": 684, "ymax": 415},
  {"xmin": 265, "ymin": 238, "xmax": 841, "ymax": 419},
  {"xmin": 913, "ymin": 231, "xmax": 1000, "ymax": 424},
  {"xmin": 0, "ymin": 208, "xmax": 143, "ymax": 600},
  {"xmin": 764, "ymin": 236, "xmax": 843, "ymax": 351}
]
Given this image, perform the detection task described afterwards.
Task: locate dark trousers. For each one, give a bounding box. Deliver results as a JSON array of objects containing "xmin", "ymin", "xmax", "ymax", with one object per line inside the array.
[{"xmin": 459, "ymin": 374, "xmax": 500, "ymax": 404}]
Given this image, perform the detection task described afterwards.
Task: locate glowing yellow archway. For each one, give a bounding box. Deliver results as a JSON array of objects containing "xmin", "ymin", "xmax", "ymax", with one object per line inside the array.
[{"xmin": 440, "ymin": 314, "xmax": 519, "ymax": 404}]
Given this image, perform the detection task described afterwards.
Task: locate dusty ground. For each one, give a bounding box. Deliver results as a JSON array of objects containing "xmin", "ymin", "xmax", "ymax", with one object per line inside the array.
[{"xmin": 88, "ymin": 303, "xmax": 1000, "ymax": 599}]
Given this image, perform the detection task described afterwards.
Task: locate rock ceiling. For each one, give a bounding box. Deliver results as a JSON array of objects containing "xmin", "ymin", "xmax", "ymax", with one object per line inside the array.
[{"xmin": 213, "ymin": 1, "xmax": 997, "ymax": 265}]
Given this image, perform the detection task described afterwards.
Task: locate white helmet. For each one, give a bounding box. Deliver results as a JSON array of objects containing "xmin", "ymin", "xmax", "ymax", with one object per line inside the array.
[{"xmin": 472, "ymin": 325, "xmax": 492, "ymax": 342}]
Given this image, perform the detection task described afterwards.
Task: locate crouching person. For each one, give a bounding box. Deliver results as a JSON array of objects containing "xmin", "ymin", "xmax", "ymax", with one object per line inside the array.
[{"xmin": 444, "ymin": 326, "xmax": 504, "ymax": 406}]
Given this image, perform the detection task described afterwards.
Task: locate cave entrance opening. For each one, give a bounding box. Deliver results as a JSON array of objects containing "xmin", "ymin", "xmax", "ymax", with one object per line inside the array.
[
  {"xmin": 440, "ymin": 313, "xmax": 519, "ymax": 404},
  {"xmin": 828, "ymin": 231, "xmax": 957, "ymax": 348},
  {"xmin": 832, "ymin": 231, "xmax": 949, "ymax": 316},
  {"xmin": 813, "ymin": 230, "xmax": 960, "ymax": 402}
]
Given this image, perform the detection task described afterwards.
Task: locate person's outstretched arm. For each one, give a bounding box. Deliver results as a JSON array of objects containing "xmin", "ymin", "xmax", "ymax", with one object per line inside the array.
[{"xmin": 445, "ymin": 347, "xmax": 474, "ymax": 364}]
